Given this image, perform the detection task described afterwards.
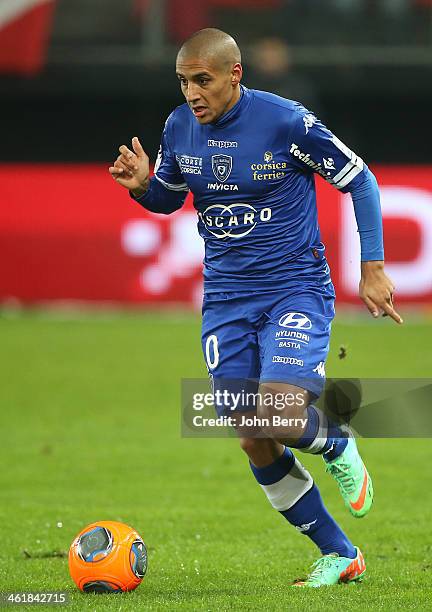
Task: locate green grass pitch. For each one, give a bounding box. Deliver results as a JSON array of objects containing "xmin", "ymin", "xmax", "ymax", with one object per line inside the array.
[{"xmin": 0, "ymin": 310, "xmax": 431, "ymax": 610}]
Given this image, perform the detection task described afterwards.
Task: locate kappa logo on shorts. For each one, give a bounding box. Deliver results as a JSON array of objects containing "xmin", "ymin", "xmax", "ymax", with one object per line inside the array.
[
  {"xmin": 272, "ymin": 356, "xmax": 304, "ymax": 366},
  {"xmin": 278, "ymin": 312, "xmax": 312, "ymax": 330},
  {"xmin": 313, "ymin": 361, "xmax": 326, "ymax": 378}
]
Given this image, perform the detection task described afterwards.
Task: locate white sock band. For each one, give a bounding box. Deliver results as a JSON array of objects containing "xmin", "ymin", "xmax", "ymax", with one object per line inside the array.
[{"xmin": 260, "ymin": 458, "xmax": 314, "ymax": 511}]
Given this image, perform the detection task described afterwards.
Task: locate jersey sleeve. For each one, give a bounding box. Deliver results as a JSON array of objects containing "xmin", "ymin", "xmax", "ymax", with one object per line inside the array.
[
  {"xmin": 153, "ymin": 114, "xmax": 189, "ymax": 193},
  {"xmin": 288, "ymin": 106, "xmax": 366, "ymax": 193}
]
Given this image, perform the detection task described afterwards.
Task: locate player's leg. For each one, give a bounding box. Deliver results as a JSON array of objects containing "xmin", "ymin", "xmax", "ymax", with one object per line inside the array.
[
  {"xmin": 256, "ymin": 382, "xmax": 373, "ymax": 519},
  {"xmin": 201, "ymin": 291, "xmax": 365, "ymax": 586},
  {"xmin": 258, "ymin": 283, "xmax": 373, "ymax": 518},
  {"xmin": 238, "ymin": 435, "xmax": 365, "ymax": 586}
]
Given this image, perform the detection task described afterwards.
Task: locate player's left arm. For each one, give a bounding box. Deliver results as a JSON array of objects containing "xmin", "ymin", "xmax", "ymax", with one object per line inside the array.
[
  {"xmin": 289, "ymin": 108, "xmax": 403, "ymax": 324},
  {"xmin": 350, "ymin": 172, "xmax": 402, "ymax": 324}
]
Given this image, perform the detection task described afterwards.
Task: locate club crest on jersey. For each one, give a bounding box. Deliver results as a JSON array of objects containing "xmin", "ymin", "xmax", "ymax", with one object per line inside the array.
[{"xmin": 211, "ymin": 154, "xmax": 232, "ymax": 182}]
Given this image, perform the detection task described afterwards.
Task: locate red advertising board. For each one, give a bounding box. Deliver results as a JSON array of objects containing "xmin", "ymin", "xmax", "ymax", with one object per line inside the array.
[
  {"xmin": 1, "ymin": 164, "xmax": 432, "ymax": 307},
  {"xmin": 0, "ymin": 1, "xmax": 56, "ymax": 75}
]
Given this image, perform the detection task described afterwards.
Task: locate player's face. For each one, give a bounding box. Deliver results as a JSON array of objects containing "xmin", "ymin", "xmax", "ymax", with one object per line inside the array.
[{"xmin": 176, "ymin": 56, "xmax": 242, "ymax": 124}]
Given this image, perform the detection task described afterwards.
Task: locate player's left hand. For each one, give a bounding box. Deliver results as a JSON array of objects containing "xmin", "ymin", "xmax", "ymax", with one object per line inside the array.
[{"xmin": 359, "ymin": 261, "xmax": 403, "ymax": 324}]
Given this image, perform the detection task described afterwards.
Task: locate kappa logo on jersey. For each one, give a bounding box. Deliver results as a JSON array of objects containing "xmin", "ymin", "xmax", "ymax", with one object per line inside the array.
[
  {"xmin": 198, "ymin": 203, "xmax": 272, "ymax": 239},
  {"xmin": 303, "ymin": 113, "xmax": 317, "ymax": 134},
  {"xmin": 278, "ymin": 312, "xmax": 312, "ymax": 330},
  {"xmin": 211, "ymin": 154, "xmax": 233, "ymax": 182},
  {"xmin": 208, "ymin": 139, "xmax": 238, "ymax": 148},
  {"xmin": 313, "ymin": 362, "xmax": 326, "ymax": 377},
  {"xmin": 176, "ymin": 154, "xmax": 203, "ymax": 175}
]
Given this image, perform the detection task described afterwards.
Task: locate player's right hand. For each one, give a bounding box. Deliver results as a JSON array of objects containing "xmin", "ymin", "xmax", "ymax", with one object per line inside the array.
[{"xmin": 109, "ymin": 137, "xmax": 150, "ymax": 197}]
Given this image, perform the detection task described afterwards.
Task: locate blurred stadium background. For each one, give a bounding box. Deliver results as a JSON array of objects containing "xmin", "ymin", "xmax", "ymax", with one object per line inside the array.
[
  {"xmin": 2, "ymin": 0, "xmax": 432, "ymax": 309},
  {"xmin": 1, "ymin": 1, "xmax": 432, "ymax": 607}
]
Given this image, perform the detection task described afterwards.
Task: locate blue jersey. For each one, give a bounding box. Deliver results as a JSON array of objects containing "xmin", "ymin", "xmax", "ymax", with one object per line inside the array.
[{"xmin": 139, "ymin": 85, "xmax": 379, "ymax": 293}]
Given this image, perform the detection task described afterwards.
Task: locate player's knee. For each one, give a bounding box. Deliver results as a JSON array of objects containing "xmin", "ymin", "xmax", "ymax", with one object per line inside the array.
[
  {"xmin": 238, "ymin": 436, "xmax": 261, "ymax": 456},
  {"xmin": 238, "ymin": 436, "xmax": 282, "ymax": 466},
  {"xmin": 257, "ymin": 384, "xmax": 309, "ymax": 440},
  {"xmin": 261, "ymin": 383, "xmax": 307, "ymax": 414},
  {"xmin": 239, "ymin": 437, "xmax": 277, "ymax": 461}
]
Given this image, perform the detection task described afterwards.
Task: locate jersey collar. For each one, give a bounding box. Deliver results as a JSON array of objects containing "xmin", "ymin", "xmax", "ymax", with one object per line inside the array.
[{"xmin": 213, "ymin": 85, "xmax": 249, "ymax": 128}]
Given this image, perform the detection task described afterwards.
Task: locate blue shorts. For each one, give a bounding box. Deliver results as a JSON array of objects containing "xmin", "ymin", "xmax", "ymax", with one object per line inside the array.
[{"xmin": 201, "ymin": 283, "xmax": 335, "ymax": 416}]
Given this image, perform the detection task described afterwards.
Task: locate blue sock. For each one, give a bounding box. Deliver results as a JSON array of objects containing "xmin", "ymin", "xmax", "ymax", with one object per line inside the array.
[
  {"xmin": 292, "ymin": 405, "xmax": 349, "ymax": 461},
  {"xmin": 280, "ymin": 485, "xmax": 356, "ymax": 558},
  {"xmin": 250, "ymin": 447, "xmax": 356, "ymax": 559}
]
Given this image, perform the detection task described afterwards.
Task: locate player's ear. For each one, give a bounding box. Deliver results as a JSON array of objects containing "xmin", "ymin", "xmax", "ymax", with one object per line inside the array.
[{"xmin": 231, "ymin": 62, "xmax": 242, "ymax": 86}]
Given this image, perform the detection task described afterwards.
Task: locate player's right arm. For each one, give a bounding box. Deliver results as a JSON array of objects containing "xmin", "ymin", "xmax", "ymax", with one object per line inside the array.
[{"xmin": 109, "ymin": 116, "xmax": 188, "ymax": 215}]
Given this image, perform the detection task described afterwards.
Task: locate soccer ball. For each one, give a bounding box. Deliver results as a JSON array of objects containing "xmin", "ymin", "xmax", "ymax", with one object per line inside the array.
[{"xmin": 68, "ymin": 520, "xmax": 147, "ymax": 593}]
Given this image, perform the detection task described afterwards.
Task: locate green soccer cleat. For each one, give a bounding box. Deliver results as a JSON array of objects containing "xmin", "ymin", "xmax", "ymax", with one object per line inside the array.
[
  {"xmin": 325, "ymin": 437, "xmax": 373, "ymax": 518},
  {"xmin": 292, "ymin": 547, "xmax": 366, "ymax": 587}
]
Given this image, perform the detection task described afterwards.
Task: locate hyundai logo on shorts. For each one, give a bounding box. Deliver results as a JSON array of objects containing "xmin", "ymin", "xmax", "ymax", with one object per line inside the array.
[{"xmin": 278, "ymin": 312, "xmax": 312, "ymax": 330}]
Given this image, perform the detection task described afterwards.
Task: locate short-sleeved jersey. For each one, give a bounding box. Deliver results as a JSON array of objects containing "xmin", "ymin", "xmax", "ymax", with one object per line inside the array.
[{"xmin": 153, "ymin": 85, "xmax": 367, "ymax": 292}]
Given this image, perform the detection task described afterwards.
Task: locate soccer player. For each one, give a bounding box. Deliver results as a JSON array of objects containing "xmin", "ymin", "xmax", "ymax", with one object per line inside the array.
[{"xmin": 109, "ymin": 28, "xmax": 402, "ymax": 587}]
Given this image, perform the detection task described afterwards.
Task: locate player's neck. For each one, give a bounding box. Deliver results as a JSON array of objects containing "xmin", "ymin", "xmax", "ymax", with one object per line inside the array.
[
  {"xmin": 214, "ymin": 85, "xmax": 242, "ymax": 124},
  {"xmin": 225, "ymin": 85, "xmax": 241, "ymax": 114}
]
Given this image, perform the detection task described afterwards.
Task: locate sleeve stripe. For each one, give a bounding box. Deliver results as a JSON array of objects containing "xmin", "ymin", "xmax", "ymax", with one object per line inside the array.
[
  {"xmin": 334, "ymin": 164, "xmax": 364, "ymax": 189},
  {"xmin": 332, "ymin": 162, "xmax": 352, "ymax": 184},
  {"xmin": 333, "ymin": 162, "xmax": 355, "ymax": 185},
  {"xmin": 154, "ymin": 173, "xmax": 189, "ymax": 192},
  {"xmin": 333, "ymin": 155, "xmax": 364, "ymax": 184},
  {"xmin": 330, "ymin": 135, "xmax": 364, "ymax": 188}
]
